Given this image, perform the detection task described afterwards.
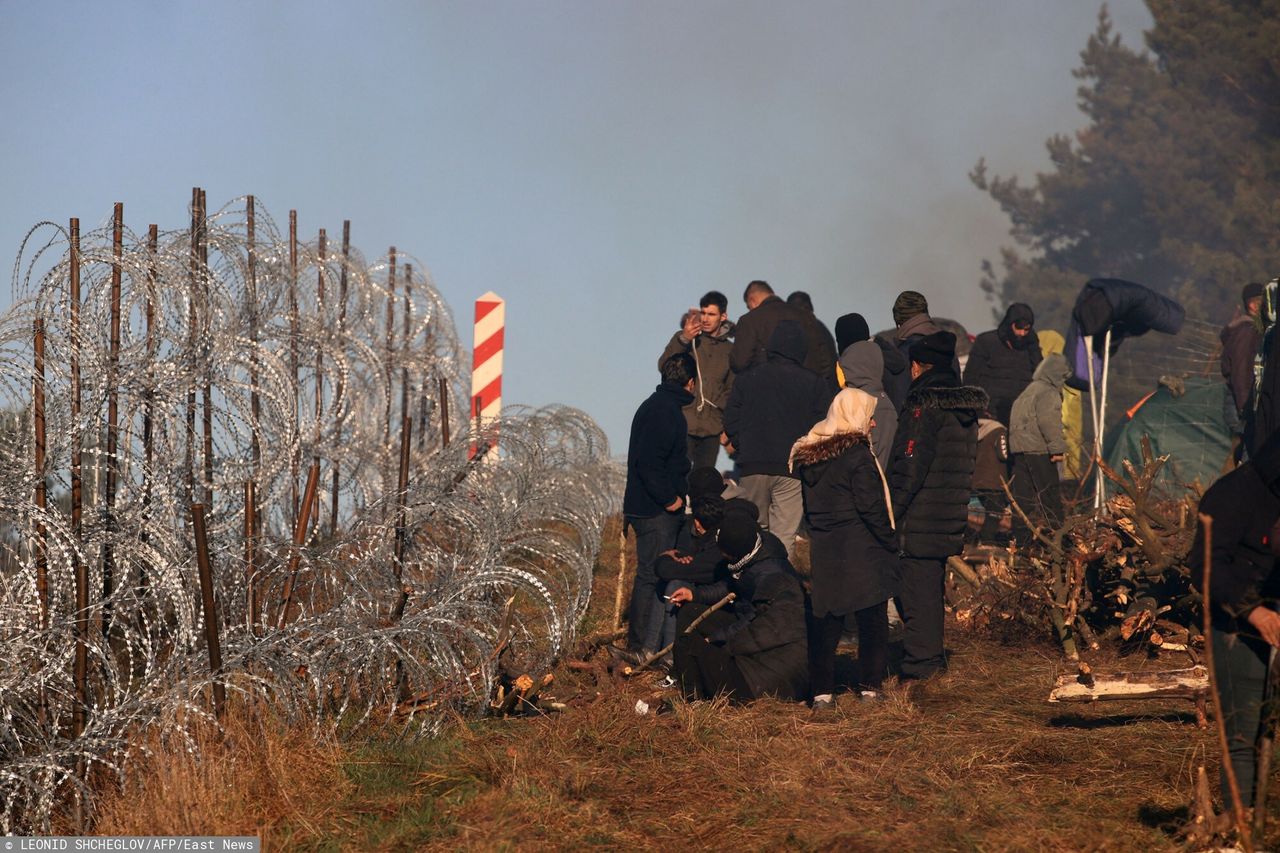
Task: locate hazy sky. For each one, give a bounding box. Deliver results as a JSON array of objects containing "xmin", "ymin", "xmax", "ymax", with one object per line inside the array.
[{"xmin": 1, "ymin": 1, "xmax": 1151, "ymax": 451}]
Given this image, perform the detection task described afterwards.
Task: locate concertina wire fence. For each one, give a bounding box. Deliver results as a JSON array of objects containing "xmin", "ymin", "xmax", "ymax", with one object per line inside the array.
[{"xmin": 0, "ymin": 193, "xmax": 622, "ymax": 831}]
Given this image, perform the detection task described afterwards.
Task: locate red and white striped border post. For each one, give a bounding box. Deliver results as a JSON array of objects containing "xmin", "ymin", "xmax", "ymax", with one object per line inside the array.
[{"xmin": 470, "ymin": 291, "xmax": 504, "ymax": 459}]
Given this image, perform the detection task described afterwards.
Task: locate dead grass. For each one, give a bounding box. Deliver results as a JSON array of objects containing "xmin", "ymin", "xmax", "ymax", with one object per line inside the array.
[
  {"xmin": 87, "ymin": 517, "xmax": 1264, "ymax": 850},
  {"xmin": 91, "ymin": 702, "xmax": 354, "ymax": 848}
]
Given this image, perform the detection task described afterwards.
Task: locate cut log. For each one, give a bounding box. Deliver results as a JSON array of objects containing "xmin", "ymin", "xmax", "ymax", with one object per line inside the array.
[{"xmin": 1047, "ymin": 665, "xmax": 1208, "ymax": 703}]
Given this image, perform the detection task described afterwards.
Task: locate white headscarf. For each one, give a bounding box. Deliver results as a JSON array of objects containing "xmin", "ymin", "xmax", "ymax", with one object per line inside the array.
[{"xmin": 788, "ymin": 387, "xmax": 895, "ymax": 529}]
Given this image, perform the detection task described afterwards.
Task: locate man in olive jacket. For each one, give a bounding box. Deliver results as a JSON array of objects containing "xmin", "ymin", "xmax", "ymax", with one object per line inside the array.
[
  {"xmin": 889, "ymin": 331, "xmax": 986, "ymax": 680},
  {"xmin": 659, "ymin": 291, "xmax": 736, "ymax": 470}
]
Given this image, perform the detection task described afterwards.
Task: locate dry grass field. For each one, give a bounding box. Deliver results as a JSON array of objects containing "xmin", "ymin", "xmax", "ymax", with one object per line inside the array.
[{"xmin": 93, "ymin": 516, "xmax": 1257, "ymax": 851}]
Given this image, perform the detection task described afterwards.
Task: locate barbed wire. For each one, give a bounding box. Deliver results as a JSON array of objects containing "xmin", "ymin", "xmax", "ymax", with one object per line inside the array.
[{"xmin": 0, "ymin": 196, "xmax": 622, "ymax": 831}]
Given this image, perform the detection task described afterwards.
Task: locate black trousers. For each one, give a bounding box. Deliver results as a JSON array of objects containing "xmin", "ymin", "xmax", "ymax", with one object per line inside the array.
[
  {"xmin": 1011, "ymin": 453, "xmax": 1062, "ymax": 535},
  {"xmin": 809, "ymin": 601, "xmax": 889, "ymax": 697},
  {"xmin": 687, "ymin": 434, "xmax": 721, "ymax": 471},
  {"xmin": 896, "ymin": 556, "xmax": 946, "ymax": 680},
  {"xmin": 672, "ymin": 605, "xmax": 751, "ymax": 701}
]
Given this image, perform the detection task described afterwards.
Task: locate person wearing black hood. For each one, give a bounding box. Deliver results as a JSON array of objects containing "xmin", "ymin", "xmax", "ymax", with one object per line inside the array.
[
  {"xmin": 669, "ymin": 511, "xmax": 810, "ymax": 703},
  {"xmin": 963, "ymin": 303, "xmax": 1042, "ymax": 427},
  {"xmin": 786, "ymin": 291, "xmax": 839, "ymax": 387},
  {"xmin": 722, "ymin": 319, "xmax": 833, "ymax": 557},
  {"xmin": 834, "ymin": 311, "xmax": 909, "ymax": 412},
  {"xmin": 623, "ymin": 352, "xmax": 697, "ymax": 656},
  {"xmin": 889, "ymin": 331, "xmax": 987, "ymax": 680},
  {"xmin": 1189, "ymin": 429, "xmax": 1280, "ymax": 809}
]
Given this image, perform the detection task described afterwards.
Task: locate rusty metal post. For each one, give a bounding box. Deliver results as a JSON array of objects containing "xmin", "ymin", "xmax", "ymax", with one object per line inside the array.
[
  {"xmin": 102, "ymin": 202, "xmax": 123, "ymax": 638},
  {"xmin": 245, "ymin": 197, "xmax": 260, "ymax": 625},
  {"xmin": 311, "ymin": 229, "xmax": 326, "ymax": 537},
  {"xmin": 191, "ymin": 503, "xmax": 226, "ymax": 718},
  {"xmin": 141, "ymin": 225, "xmax": 157, "ymax": 555},
  {"xmin": 199, "ymin": 189, "xmax": 213, "ymax": 508},
  {"xmin": 330, "ymin": 220, "xmax": 350, "ymax": 537},
  {"xmin": 70, "ymin": 217, "xmax": 88, "ymax": 744},
  {"xmin": 185, "ymin": 188, "xmax": 198, "ymax": 512},
  {"xmin": 244, "ymin": 481, "xmax": 258, "ymax": 628},
  {"xmin": 277, "ymin": 460, "xmax": 320, "ymax": 629},
  {"xmin": 289, "ymin": 210, "xmax": 299, "ymax": 525},
  {"xmin": 384, "ymin": 248, "xmax": 396, "ymax": 446},
  {"xmin": 439, "ymin": 376, "xmax": 451, "ymax": 447},
  {"xmin": 33, "ymin": 317, "xmax": 47, "ymax": 630}
]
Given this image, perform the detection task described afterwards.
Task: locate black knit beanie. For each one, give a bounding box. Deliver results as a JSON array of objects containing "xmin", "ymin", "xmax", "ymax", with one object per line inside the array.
[
  {"xmin": 909, "ymin": 330, "xmax": 956, "ymax": 366},
  {"xmin": 724, "ymin": 497, "xmax": 760, "ymax": 522},
  {"xmin": 834, "ymin": 313, "xmax": 871, "ymax": 353},
  {"xmin": 716, "ymin": 511, "xmax": 760, "ymax": 561},
  {"xmin": 1244, "ymin": 282, "xmax": 1265, "ymax": 306},
  {"xmin": 892, "ymin": 291, "xmax": 929, "ymax": 326},
  {"xmin": 687, "ymin": 466, "xmax": 725, "ymax": 502}
]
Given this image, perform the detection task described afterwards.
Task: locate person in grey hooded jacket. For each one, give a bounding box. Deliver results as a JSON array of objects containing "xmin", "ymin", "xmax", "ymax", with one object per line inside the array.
[
  {"xmin": 837, "ymin": 339, "xmax": 897, "ymax": 471},
  {"xmin": 1008, "ymin": 352, "xmax": 1072, "ymax": 533}
]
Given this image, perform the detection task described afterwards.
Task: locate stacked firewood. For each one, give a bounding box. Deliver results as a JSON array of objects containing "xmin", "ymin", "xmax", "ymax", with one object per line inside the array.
[{"xmin": 949, "ymin": 437, "xmax": 1206, "ymax": 662}]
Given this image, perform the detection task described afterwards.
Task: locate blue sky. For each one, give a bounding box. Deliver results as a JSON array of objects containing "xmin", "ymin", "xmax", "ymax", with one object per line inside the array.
[{"xmin": 1, "ymin": 1, "xmax": 1151, "ymax": 451}]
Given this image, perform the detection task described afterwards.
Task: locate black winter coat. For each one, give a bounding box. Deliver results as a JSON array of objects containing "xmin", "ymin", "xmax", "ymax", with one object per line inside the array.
[
  {"xmin": 889, "ymin": 369, "xmax": 986, "ymax": 559},
  {"xmin": 622, "ymin": 382, "xmax": 693, "ymax": 518},
  {"xmin": 731, "ymin": 296, "xmax": 817, "ymax": 375},
  {"xmin": 723, "ymin": 322, "xmax": 833, "ymax": 477},
  {"xmin": 695, "ymin": 548, "xmax": 809, "ymax": 701},
  {"xmin": 794, "ymin": 433, "xmax": 899, "ymax": 616},
  {"xmin": 963, "ymin": 303, "xmax": 1042, "ymax": 425},
  {"xmin": 1190, "ymin": 433, "xmax": 1280, "ymax": 632},
  {"xmin": 794, "ymin": 309, "xmax": 839, "ymax": 388}
]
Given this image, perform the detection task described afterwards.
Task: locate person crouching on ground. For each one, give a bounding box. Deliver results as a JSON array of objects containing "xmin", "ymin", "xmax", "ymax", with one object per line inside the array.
[
  {"xmin": 669, "ymin": 511, "xmax": 809, "ymax": 703},
  {"xmin": 790, "ymin": 387, "xmax": 899, "ymax": 710}
]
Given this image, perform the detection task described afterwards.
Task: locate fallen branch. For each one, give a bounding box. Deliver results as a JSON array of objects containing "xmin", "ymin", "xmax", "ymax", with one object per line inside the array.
[
  {"xmin": 1047, "ymin": 664, "xmax": 1208, "ymax": 703},
  {"xmin": 624, "ymin": 592, "xmax": 736, "ymax": 676}
]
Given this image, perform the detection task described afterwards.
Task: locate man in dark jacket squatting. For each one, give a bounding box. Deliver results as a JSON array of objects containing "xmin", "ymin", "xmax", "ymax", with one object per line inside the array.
[
  {"xmin": 1190, "ymin": 429, "xmax": 1280, "ymax": 810},
  {"xmin": 889, "ymin": 331, "xmax": 986, "ymax": 681},
  {"xmin": 669, "ymin": 511, "xmax": 810, "ymax": 703},
  {"xmin": 623, "ymin": 352, "xmax": 697, "ymax": 658}
]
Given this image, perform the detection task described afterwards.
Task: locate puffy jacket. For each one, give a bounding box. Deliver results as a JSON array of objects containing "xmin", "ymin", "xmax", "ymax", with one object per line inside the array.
[
  {"xmin": 972, "ymin": 418, "xmax": 1010, "ymax": 492},
  {"xmin": 660, "ymin": 320, "xmax": 737, "ymax": 437},
  {"xmin": 963, "ymin": 303, "xmax": 1042, "ymax": 425},
  {"xmin": 1190, "ymin": 431, "xmax": 1280, "ymax": 632},
  {"xmin": 837, "ymin": 340, "xmax": 898, "ymax": 470},
  {"xmin": 723, "ymin": 321, "xmax": 833, "ymax": 477},
  {"xmin": 623, "ymin": 382, "xmax": 693, "ymax": 518},
  {"xmin": 697, "ymin": 548, "xmax": 809, "ymax": 701},
  {"xmin": 1009, "ymin": 353, "xmax": 1071, "ymax": 456},
  {"xmin": 889, "ymin": 369, "xmax": 986, "ymax": 559},
  {"xmin": 793, "ymin": 432, "xmax": 898, "ymax": 617}
]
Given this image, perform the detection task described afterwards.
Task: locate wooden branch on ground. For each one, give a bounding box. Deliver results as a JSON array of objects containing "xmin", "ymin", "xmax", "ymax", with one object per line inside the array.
[
  {"xmin": 1047, "ymin": 664, "xmax": 1208, "ymax": 703},
  {"xmin": 623, "ymin": 592, "xmax": 736, "ymax": 677}
]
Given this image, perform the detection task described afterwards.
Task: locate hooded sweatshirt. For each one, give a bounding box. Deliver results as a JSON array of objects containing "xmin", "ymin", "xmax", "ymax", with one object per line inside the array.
[
  {"xmin": 963, "ymin": 303, "xmax": 1043, "ymax": 425},
  {"xmin": 837, "ymin": 340, "xmax": 898, "ymax": 470},
  {"xmin": 1008, "ymin": 353, "xmax": 1072, "ymax": 456},
  {"xmin": 722, "ymin": 320, "xmax": 833, "ymax": 477}
]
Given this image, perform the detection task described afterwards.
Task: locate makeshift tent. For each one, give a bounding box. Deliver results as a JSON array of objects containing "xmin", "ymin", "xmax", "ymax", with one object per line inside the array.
[{"xmin": 1104, "ymin": 377, "xmax": 1232, "ymax": 490}]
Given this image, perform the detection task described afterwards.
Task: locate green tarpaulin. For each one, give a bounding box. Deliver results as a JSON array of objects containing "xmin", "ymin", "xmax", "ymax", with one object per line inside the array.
[{"xmin": 1103, "ymin": 377, "xmax": 1232, "ymax": 490}]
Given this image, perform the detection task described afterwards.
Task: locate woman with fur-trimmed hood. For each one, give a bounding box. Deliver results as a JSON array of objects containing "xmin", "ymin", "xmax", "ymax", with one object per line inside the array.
[{"xmin": 790, "ymin": 387, "xmax": 899, "ymax": 708}]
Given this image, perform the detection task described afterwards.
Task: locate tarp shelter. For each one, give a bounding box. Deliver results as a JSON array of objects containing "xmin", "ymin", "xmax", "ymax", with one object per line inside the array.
[{"xmin": 1104, "ymin": 376, "xmax": 1232, "ymax": 490}]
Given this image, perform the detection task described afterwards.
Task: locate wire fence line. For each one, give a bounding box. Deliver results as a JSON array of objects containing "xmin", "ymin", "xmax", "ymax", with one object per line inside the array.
[{"xmin": 0, "ymin": 194, "xmax": 621, "ymax": 831}]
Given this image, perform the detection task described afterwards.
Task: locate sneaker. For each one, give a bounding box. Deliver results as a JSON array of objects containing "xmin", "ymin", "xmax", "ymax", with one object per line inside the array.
[
  {"xmin": 656, "ymin": 674, "xmax": 677, "ymax": 689},
  {"xmin": 811, "ymin": 697, "xmax": 836, "ymax": 714},
  {"xmin": 858, "ymin": 690, "xmax": 884, "ymax": 703}
]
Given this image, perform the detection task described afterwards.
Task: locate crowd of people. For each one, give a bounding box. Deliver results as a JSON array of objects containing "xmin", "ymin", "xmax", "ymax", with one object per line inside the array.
[{"xmin": 621, "ymin": 280, "xmax": 1078, "ymax": 708}]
